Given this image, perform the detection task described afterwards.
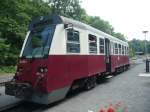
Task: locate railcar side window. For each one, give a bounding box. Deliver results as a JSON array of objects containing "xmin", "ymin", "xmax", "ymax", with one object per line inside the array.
[
  {"xmin": 113, "ymin": 43, "xmax": 115, "ymax": 54},
  {"xmin": 126, "ymin": 46, "xmax": 128, "ymax": 55},
  {"xmin": 67, "ymin": 31, "xmax": 79, "ymax": 42},
  {"xmin": 66, "ymin": 30, "xmax": 80, "ymax": 53},
  {"xmin": 115, "ymin": 43, "xmax": 118, "ymax": 54},
  {"xmin": 99, "ymin": 38, "xmax": 104, "ymax": 54},
  {"xmin": 124, "ymin": 46, "xmax": 127, "ymax": 55},
  {"xmin": 119, "ymin": 44, "xmax": 121, "ymax": 55},
  {"xmin": 127, "ymin": 47, "xmax": 129, "ymax": 55},
  {"xmin": 88, "ymin": 34, "xmax": 97, "ymax": 54},
  {"xmin": 122, "ymin": 45, "xmax": 124, "ymax": 55},
  {"xmin": 110, "ymin": 42, "xmax": 113, "ymax": 54}
]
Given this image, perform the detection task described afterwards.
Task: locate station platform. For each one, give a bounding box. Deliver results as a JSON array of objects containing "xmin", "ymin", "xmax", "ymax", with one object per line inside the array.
[{"xmin": 139, "ymin": 73, "xmax": 150, "ymax": 77}]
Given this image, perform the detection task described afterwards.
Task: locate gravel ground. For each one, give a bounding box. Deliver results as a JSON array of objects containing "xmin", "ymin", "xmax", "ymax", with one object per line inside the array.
[
  {"xmin": 0, "ymin": 87, "xmax": 21, "ymax": 111},
  {"xmin": 0, "ymin": 74, "xmax": 14, "ymax": 83}
]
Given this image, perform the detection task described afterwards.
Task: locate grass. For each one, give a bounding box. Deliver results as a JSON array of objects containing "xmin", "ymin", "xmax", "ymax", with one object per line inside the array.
[{"xmin": 0, "ymin": 66, "xmax": 16, "ymax": 74}]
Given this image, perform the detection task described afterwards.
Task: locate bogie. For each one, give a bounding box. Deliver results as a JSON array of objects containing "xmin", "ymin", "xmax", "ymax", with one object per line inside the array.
[{"xmin": 84, "ymin": 76, "xmax": 97, "ymax": 90}]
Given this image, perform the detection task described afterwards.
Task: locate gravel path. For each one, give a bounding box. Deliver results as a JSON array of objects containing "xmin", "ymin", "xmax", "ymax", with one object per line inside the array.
[{"xmin": 0, "ymin": 74, "xmax": 14, "ymax": 83}]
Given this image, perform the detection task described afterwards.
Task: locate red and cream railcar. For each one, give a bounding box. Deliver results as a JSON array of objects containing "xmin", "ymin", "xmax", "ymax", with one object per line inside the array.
[{"xmin": 5, "ymin": 15, "xmax": 129, "ymax": 104}]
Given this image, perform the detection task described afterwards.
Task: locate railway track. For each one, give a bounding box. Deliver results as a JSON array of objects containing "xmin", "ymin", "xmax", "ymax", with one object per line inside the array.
[
  {"xmin": 1, "ymin": 101, "xmax": 49, "ymax": 112},
  {"xmin": 0, "ymin": 81, "xmax": 9, "ymax": 87},
  {"xmin": 0, "ymin": 101, "xmax": 21, "ymax": 112},
  {"xmin": 0, "ymin": 75, "xmax": 13, "ymax": 86}
]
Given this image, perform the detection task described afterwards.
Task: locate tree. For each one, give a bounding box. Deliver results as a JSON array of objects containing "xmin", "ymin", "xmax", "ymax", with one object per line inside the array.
[
  {"xmin": 48, "ymin": 0, "xmax": 84, "ymax": 20},
  {"xmin": 0, "ymin": 0, "xmax": 51, "ymax": 66},
  {"xmin": 128, "ymin": 38, "xmax": 150, "ymax": 56},
  {"xmin": 129, "ymin": 39, "xmax": 145, "ymax": 53},
  {"xmin": 83, "ymin": 16, "xmax": 114, "ymax": 35},
  {"xmin": 112, "ymin": 32, "xmax": 126, "ymax": 41}
]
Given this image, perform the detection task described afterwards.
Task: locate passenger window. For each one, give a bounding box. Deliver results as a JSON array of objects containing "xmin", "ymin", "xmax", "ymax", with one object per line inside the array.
[
  {"xmin": 127, "ymin": 47, "xmax": 129, "ymax": 55},
  {"xmin": 88, "ymin": 34, "xmax": 97, "ymax": 54},
  {"xmin": 67, "ymin": 31, "xmax": 79, "ymax": 42},
  {"xmin": 111, "ymin": 42, "xmax": 114, "ymax": 55},
  {"xmin": 115, "ymin": 43, "xmax": 118, "ymax": 54},
  {"xmin": 66, "ymin": 30, "xmax": 80, "ymax": 53},
  {"xmin": 113, "ymin": 44, "xmax": 115, "ymax": 54},
  {"xmin": 119, "ymin": 44, "xmax": 121, "ymax": 55},
  {"xmin": 122, "ymin": 45, "xmax": 124, "ymax": 55},
  {"xmin": 124, "ymin": 46, "xmax": 126, "ymax": 55},
  {"xmin": 99, "ymin": 38, "xmax": 104, "ymax": 54}
]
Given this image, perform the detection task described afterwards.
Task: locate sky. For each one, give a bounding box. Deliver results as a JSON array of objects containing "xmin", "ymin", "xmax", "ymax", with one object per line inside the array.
[{"xmin": 81, "ymin": 0, "xmax": 150, "ymax": 40}]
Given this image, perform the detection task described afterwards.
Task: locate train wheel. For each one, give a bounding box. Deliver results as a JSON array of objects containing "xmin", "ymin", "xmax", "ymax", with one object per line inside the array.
[
  {"xmin": 96, "ymin": 74, "xmax": 106, "ymax": 84},
  {"xmin": 124, "ymin": 65, "xmax": 128, "ymax": 71},
  {"xmin": 84, "ymin": 76, "xmax": 96, "ymax": 90},
  {"xmin": 122, "ymin": 66, "xmax": 124, "ymax": 71},
  {"xmin": 123, "ymin": 65, "xmax": 126, "ymax": 71},
  {"xmin": 126, "ymin": 65, "xmax": 130, "ymax": 70},
  {"xmin": 120, "ymin": 67, "xmax": 123, "ymax": 72},
  {"xmin": 92, "ymin": 76, "xmax": 97, "ymax": 87}
]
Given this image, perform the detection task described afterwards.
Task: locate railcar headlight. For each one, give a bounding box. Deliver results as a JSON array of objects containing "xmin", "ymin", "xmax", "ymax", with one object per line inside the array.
[{"xmin": 38, "ymin": 67, "xmax": 48, "ymax": 73}]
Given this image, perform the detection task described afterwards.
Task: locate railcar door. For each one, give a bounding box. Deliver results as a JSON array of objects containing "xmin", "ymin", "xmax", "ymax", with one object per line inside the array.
[{"xmin": 105, "ymin": 38, "xmax": 111, "ymax": 72}]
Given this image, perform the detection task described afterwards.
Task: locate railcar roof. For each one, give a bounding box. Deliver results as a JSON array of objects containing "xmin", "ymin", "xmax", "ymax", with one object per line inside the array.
[
  {"xmin": 29, "ymin": 15, "xmax": 128, "ymax": 46},
  {"xmin": 60, "ymin": 16, "xmax": 128, "ymax": 46}
]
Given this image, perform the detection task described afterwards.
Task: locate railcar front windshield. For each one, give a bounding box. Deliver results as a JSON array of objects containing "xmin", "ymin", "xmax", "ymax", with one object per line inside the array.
[{"xmin": 22, "ymin": 25, "xmax": 55, "ymax": 58}]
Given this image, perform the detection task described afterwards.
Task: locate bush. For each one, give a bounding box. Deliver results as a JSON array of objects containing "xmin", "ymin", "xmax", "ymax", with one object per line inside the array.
[{"xmin": 0, "ymin": 66, "xmax": 16, "ymax": 73}]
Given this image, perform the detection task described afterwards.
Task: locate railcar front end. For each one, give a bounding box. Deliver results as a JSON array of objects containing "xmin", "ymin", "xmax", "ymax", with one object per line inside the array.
[{"xmin": 5, "ymin": 15, "xmax": 72, "ymax": 104}]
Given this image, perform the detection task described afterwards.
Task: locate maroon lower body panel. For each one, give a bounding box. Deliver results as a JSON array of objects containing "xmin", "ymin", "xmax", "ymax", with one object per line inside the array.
[
  {"xmin": 46, "ymin": 55, "xmax": 106, "ymax": 92},
  {"xmin": 16, "ymin": 55, "xmax": 129, "ymax": 93},
  {"xmin": 111, "ymin": 55, "xmax": 129, "ymax": 72}
]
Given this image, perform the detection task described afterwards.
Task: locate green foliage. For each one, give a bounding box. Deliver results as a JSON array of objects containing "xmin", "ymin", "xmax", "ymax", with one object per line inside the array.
[
  {"xmin": 129, "ymin": 39, "xmax": 145, "ymax": 53},
  {"xmin": 129, "ymin": 38, "xmax": 150, "ymax": 57},
  {"xmin": 48, "ymin": 0, "xmax": 83, "ymax": 20},
  {"xmin": 0, "ymin": 66, "xmax": 16, "ymax": 73},
  {"xmin": 84, "ymin": 16, "xmax": 114, "ymax": 35},
  {"xmin": 0, "ymin": 0, "xmax": 51, "ymax": 66},
  {"xmin": 129, "ymin": 47, "xmax": 136, "ymax": 58},
  {"xmin": 112, "ymin": 32, "xmax": 126, "ymax": 41}
]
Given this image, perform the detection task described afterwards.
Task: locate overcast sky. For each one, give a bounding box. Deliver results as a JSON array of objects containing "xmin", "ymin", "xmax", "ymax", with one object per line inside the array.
[{"xmin": 81, "ymin": 0, "xmax": 150, "ymax": 40}]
